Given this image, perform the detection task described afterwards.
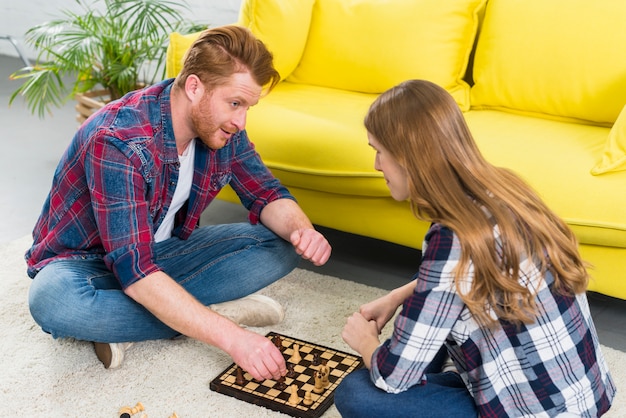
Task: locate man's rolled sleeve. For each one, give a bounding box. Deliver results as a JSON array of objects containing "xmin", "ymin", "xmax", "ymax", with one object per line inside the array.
[
  {"xmin": 105, "ymin": 242, "xmax": 161, "ymax": 289},
  {"xmin": 226, "ymin": 131, "xmax": 295, "ymax": 223}
]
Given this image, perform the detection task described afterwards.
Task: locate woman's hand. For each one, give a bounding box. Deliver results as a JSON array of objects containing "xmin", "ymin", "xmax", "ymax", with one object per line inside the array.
[
  {"xmin": 359, "ymin": 293, "xmax": 400, "ymax": 334},
  {"xmin": 342, "ymin": 312, "xmax": 380, "ymax": 368}
]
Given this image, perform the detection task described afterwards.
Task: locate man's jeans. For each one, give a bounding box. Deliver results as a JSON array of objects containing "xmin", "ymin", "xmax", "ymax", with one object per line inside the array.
[{"xmin": 28, "ymin": 223, "xmax": 299, "ymax": 343}]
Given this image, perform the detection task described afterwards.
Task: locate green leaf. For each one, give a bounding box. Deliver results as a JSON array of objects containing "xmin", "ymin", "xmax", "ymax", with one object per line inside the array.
[{"xmin": 9, "ymin": 0, "xmax": 203, "ymax": 118}]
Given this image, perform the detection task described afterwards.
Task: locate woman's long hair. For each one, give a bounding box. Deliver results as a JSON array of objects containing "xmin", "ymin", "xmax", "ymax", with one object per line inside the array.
[{"xmin": 365, "ymin": 79, "xmax": 588, "ymax": 326}]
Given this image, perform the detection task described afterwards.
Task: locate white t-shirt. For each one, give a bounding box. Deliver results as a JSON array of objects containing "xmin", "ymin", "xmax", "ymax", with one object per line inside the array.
[{"xmin": 154, "ymin": 140, "xmax": 196, "ymax": 243}]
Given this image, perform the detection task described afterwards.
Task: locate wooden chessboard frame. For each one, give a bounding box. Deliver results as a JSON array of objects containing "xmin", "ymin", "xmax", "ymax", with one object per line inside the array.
[{"xmin": 209, "ymin": 332, "xmax": 364, "ymax": 418}]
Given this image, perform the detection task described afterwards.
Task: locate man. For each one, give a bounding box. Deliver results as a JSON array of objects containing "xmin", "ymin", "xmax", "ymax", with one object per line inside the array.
[{"xmin": 25, "ymin": 26, "xmax": 331, "ymax": 379}]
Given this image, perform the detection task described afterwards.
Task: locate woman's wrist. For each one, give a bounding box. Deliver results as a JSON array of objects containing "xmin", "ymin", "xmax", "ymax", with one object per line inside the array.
[{"xmin": 389, "ymin": 279, "xmax": 416, "ymax": 307}]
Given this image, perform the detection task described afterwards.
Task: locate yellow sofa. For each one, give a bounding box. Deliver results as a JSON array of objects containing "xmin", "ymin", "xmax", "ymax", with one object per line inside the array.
[{"xmin": 166, "ymin": 0, "xmax": 626, "ymax": 300}]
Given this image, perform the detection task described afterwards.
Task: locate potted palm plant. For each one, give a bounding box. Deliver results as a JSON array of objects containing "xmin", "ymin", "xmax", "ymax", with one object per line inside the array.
[{"xmin": 9, "ymin": 0, "xmax": 205, "ymax": 121}]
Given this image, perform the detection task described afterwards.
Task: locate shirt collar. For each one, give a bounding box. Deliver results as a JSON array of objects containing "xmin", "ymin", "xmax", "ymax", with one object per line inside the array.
[{"xmin": 160, "ymin": 80, "xmax": 179, "ymax": 164}]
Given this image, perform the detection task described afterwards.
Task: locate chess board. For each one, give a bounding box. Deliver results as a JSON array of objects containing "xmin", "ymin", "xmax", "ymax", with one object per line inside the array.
[{"xmin": 209, "ymin": 332, "xmax": 364, "ymax": 418}]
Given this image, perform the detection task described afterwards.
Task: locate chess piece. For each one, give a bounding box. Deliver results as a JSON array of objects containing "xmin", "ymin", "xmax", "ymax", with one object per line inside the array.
[
  {"xmin": 131, "ymin": 402, "xmax": 145, "ymax": 414},
  {"xmin": 303, "ymin": 390, "xmax": 313, "ymax": 406},
  {"xmin": 286, "ymin": 363, "xmax": 296, "ymax": 378},
  {"xmin": 289, "ymin": 344, "xmax": 302, "ymax": 363},
  {"xmin": 235, "ymin": 366, "xmax": 245, "ymax": 385},
  {"xmin": 312, "ymin": 352, "xmax": 321, "ymax": 366},
  {"xmin": 313, "ymin": 369, "xmax": 325, "ymax": 393},
  {"xmin": 288, "ymin": 384, "xmax": 300, "ymax": 405},
  {"xmin": 276, "ymin": 375, "xmax": 287, "ymax": 390},
  {"xmin": 169, "ymin": 413, "xmax": 178, "ymax": 418},
  {"xmin": 119, "ymin": 402, "xmax": 144, "ymax": 417},
  {"xmin": 319, "ymin": 363, "xmax": 330, "ymax": 388},
  {"xmin": 272, "ymin": 334, "xmax": 284, "ymax": 351},
  {"xmin": 119, "ymin": 407, "xmax": 132, "ymax": 416}
]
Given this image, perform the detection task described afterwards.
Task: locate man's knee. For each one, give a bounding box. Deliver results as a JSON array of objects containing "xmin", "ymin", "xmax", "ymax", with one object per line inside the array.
[{"xmin": 28, "ymin": 274, "xmax": 64, "ymax": 335}]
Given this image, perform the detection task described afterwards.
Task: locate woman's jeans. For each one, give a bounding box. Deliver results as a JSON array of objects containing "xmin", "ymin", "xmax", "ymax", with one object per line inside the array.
[
  {"xmin": 28, "ymin": 223, "xmax": 299, "ymax": 343},
  {"xmin": 334, "ymin": 346, "xmax": 478, "ymax": 417}
]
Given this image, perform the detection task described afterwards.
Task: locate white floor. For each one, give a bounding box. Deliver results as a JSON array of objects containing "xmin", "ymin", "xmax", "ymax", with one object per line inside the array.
[{"xmin": 2, "ymin": 54, "xmax": 625, "ymax": 352}]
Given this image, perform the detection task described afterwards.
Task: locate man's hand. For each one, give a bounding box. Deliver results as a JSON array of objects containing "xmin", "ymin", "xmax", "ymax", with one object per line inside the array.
[
  {"xmin": 259, "ymin": 199, "xmax": 332, "ymax": 266},
  {"xmin": 126, "ymin": 272, "xmax": 287, "ymax": 381},
  {"xmin": 227, "ymin": 329, "xmax": 287, "ymax": 381},
  {"xmin": 290, "ymin": 228, "xmax": 331, "ymax": 266}
]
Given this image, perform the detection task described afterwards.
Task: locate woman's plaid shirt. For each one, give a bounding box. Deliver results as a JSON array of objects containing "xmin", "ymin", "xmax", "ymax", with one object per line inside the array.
[{"xmin": 371, "ymin": 223, "xmax": 615, "ymax": 417}]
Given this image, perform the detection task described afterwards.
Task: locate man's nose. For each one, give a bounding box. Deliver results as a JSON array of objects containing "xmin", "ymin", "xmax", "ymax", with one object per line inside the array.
[{"xmin": 233, "ymin": 109, "xmax": 247, "ymax": 131}]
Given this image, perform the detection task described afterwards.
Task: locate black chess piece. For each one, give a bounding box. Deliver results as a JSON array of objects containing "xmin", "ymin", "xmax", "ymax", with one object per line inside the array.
[
  {"xmin": 235, "ymin": 366, "xmax": 246, "ymax": 385},
  {"xmin": 276, "ymin": 375, "xmax": 287, "ymax": 390},
  {"xmin": 312, "ymin": 352, "xmax": 321, "ymax": 366}
]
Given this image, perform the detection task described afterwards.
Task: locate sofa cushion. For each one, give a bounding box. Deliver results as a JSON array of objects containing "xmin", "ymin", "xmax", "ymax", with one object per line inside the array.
[
  {"xmin": 464, "ymin": 110, "xmax": 626, "ymax": 249},
  {"xmin": 166, "ymin": 32, "xmax": 199, "ymax": 79},
  {"xmin": 244, "ymin": 82, "xmax": 387, "ymax": 197},
  {"xmin": 471, "ymin": 0, "xmax": 626, "ymax": 126},
  {"xmin": 592, "ymin": 105, "xmax": 626, "ymax": 175},
  {"xmin": 287, "ymin": 0, "xmax": 486, "ymax": 111},
  {"xmin": 238, "ymin": 0, "xmax": 315, "ymax": 80}
]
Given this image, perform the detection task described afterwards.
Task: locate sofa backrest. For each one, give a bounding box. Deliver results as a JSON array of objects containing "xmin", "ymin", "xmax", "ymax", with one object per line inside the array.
[
  {"xmin": 167, "ymin": 0, "xmax": 486, "ymax": 111},
  {"xmin": 470, "ymin": 0, "xmax": 626, "ymax": 127},
  {"xmin": 166, "ymin": 0, "xmax": 626, "ymax": 129},
  {"xmin": 237, "ymin": 0, "xmax": 316, "ymax": 83},
  {"xmin": 284, "ymin": 0, "xmax": 486, "ymax": 111}
]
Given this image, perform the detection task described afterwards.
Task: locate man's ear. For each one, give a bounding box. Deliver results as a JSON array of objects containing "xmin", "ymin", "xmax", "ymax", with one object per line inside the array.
[{"xmin": 184, "ymin": 74, "xmax": 204, "ymax": 101}]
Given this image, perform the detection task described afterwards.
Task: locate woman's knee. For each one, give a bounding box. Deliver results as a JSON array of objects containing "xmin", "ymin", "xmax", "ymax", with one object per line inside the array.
[
  {"xmin": 336, "ymin": 369, "xmax": 478, "ymax": 418},
  {"xmin": 335, "ymin": 369, "xmax": 376, "ymax": 417}
]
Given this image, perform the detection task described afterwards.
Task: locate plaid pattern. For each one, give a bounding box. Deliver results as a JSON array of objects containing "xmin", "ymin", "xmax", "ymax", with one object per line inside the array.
[
  {"xmin": 26, "ymin": 79, "xmax": 292, "ymax": 289},
  {"xmin": 371, "ymin": 223, "xmax": 615, "ymax": 417}
]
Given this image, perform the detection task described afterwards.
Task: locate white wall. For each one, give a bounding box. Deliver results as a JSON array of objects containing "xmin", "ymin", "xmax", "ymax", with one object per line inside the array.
[{"xmin": 0, "ymin": 0, "xmax": 243, "ymax": 61}]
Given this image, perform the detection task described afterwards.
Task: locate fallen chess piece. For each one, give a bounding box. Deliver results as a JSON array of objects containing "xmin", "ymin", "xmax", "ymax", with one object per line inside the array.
[{"xmin": 119, "ymin": 402, "xmax": 144, "ymax": 417}]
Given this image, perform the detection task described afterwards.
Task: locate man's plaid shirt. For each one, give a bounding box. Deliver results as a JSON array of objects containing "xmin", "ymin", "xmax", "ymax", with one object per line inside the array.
[{"xmin": 26, "ymin": 79, "xmax": 293, "ymax": 289}]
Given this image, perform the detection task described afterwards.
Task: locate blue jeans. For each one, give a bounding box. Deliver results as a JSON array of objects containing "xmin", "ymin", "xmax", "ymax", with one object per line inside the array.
[
  {"xmin": 335, "ymin": 349, "xmax": 478, "ymax": 418},
  {"xmin": 28, "ymin": 223, "xmax": 299, "ymax": 343}
]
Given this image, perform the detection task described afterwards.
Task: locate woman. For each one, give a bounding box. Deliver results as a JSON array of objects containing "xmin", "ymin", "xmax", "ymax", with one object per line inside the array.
[{"xmin": 334, "ymin": 80, "xmax": 615, "ymax": 417}]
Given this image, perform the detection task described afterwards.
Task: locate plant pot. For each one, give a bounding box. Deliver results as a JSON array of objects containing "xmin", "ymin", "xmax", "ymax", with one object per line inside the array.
[{"xmin": 74, "ymin": 89, "xmax": 110, "ymax": 125}]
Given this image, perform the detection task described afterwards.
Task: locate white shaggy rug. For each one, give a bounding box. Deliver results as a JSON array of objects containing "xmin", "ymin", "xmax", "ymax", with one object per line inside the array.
[{"xmin": 0, "ymin": 235, "xmax": 623, "ymax": 417}]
